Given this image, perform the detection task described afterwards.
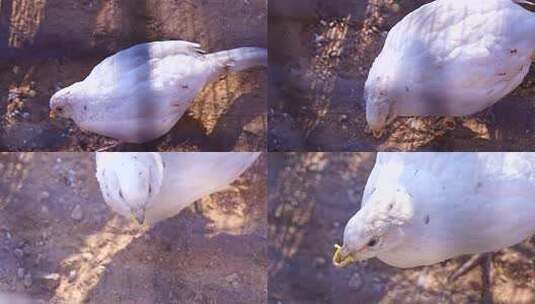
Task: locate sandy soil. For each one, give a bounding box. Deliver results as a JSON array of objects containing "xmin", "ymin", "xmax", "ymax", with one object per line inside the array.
[
  {"xmin": 268, "ymin": 153, "xmax": 535, "ymax": 303},
  {"xmin": 0, "ymin": 152, "xmax": 267, "ymax": 304},
  {"xmin": 268, "ymin": 0, "xmax": 535, "ymax": 152},
  {"xmin": 0, "ymin": 0, "xmax": 267, "ymax": 152}
]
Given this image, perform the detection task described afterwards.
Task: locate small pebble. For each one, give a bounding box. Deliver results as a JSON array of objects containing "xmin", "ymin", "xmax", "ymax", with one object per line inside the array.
[
  {"xmin": 23, "ymin": 273, "xmax": 32, "ymax": 288},
  {"xmin": 17, "ymin": 268, "xmax": 25, "ymax": 279},
  {"xmin": 313, "ymin": 256, "xmax": 327, "ymax": 268},
  {"xmin": 40, "ymin": 205, "xmax": 49, "ymax": 214},
  {"xmin": 68, "ymin": 270, "xmax": 77, "ymax": 282},
  {"xmin": 71, "ymin": 205, "xmax": 83, "ymax": 221},
  {"xmin": 14, "ymin": 248, "xmax": 24, "ymax": 259},
  {"xmin": 38, "ymin": 191, "xmax": 50, "ymax": 201},
  {"xmin": 37, "ymin": 272, "xmax": 61, "ymax": 290},
  {"xmin": 225, "ymin": 273, "xmax": 240, "ymax": 288},
  {"xmin": 348, "ymin": 272, "xmax": 364, "ymax": 291}
]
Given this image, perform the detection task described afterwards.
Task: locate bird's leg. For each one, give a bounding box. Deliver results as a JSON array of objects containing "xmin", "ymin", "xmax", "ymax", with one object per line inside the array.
[
  {"xmin": 448, "ymin": 254, "xmax": 483, "ymax": 282},
  {"xmin": 514, "ymin": 0, "xmax": 535, "ymax": 7},
  {"xmin": 364, "ymin": 125, "xmax": 385, "ymax": 139},
  {"xmin": 96, "ymin": 142, "xmax": 123, "ymax": 152},
  {"xmin": 481, "ymin": 254, "xmax": 494, "ymax": 304}
]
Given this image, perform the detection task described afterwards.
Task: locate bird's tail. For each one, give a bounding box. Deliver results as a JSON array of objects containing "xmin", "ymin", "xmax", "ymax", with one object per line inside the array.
[
  {"xmin": 513, "ymin": 0, "xmax": 535, "ymax": 7},
  {"xmin": 206, "ymin": 47, "xmax": 267, "ymax": 72}
]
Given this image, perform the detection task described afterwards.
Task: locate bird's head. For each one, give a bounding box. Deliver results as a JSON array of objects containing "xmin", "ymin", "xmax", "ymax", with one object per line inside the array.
[
  {"xmin": 97, "ymin": 153, "xmax": 164, "ymax": 225},
  {"xmin": 333, "ymin": 188, "xmax": 413, "ymax": 268},
  {"xmin": 364, "ymin": 75, "xmax": 397, "ymax": 134},
  {"xmin": 49, "ymin": 82, "xmax": 83, "ymax": 119}
]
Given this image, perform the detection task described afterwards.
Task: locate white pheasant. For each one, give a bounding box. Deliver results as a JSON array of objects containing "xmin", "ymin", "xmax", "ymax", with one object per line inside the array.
[
  {"xmin": 365, "ymin": 0, "xmax": 535, "ymax": 134},
  {"xmin": 50, "ymin": 41, "xmax": 267, "ymax": 143},
  {"xmin": 334, "ymin": 152, "xmax": 535, "ymax": 269},
  {"xmin": 95, "ymin": 152, "xmax": 260, "ymax": 224}
]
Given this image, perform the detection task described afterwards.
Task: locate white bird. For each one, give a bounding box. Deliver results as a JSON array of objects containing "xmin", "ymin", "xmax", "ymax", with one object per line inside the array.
[
  {"xmin": 365, "ymin": 0, "xmax": 535, "ymax": 133},
  {"xmin": 50, "ymin": 41, "xmax": 267, "ymax": 143},
  {"xmin": 95, "ymin": 152, "xmax": 260, "ymax": 224},
  {"xmin": 334, "ymin": 152, "xmax": 535, "ymax": 269}
]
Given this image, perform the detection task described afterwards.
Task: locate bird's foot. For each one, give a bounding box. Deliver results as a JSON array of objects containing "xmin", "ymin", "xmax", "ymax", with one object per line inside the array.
[
  {"xmin": 364, "ymin": 125, "xmax": 385, "ymax": 139},
  {"xmin": 96, "ymin": 142, "xmax": 123, "ymax": 152},
  {"xmin": 448, "ymin": 254, "xmax": 483, "ymax": 282}
]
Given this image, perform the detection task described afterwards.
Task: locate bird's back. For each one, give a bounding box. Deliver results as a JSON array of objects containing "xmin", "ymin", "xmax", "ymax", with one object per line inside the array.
[
  {"xmin": 373, "ymin": 0, "xmax": 535, "ymax": 116},
  {"xmin": 143, "ymin": 152, "xmax": 260, "ymax": 223}
]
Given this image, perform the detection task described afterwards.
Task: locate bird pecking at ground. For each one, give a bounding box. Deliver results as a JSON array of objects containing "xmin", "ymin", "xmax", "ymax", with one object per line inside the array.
[
  {"xmin": 50, "ymin": 41, "xmax": 267, "ymax": 144},
  {"xmin": 95, "ymin": 152, "xmax": 260, "ymax": 225},
  {"xmin": 365, "ymin": 0, "xmax": 535, "ymax": 136},
  {"xmin": 333, "ymin": 152, "xmax": 535, "ymax": 278}
]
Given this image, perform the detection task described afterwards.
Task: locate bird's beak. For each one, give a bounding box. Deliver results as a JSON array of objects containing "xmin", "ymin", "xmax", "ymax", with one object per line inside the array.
[
  {"xmin": 332, "ymin": 244, "xmax": 355, "ymax": 268},
  {"xmin": 372, "ymin": 128, "xmax": 385, "ymax": 138},
  {"xmin": 133, "ymin": 209, "xmax": 145, "ymax": 225},
  {"xmin": 49, "ymin": 110, "xmax": 58, "ymax": 119}
]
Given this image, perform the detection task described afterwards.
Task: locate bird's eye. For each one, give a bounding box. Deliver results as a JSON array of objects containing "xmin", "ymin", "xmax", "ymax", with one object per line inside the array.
[
  {"xmin": 367, "ymin": 239, "xmax": 378, "ymax": 247},
  {"xmin": 56, "ymin": 107, "xmax": 63, "ymax": 112}
]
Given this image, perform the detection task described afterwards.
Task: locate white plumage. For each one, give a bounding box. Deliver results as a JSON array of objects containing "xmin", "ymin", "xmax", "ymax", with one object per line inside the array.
[
  {"xmin": 95, "ymin": 152, "xmax": 260, "ymax": 224},
  {"xmin": 50, "ymin": 41, "xmax": 267, "ymax": 143},
  {"xmin": 365, "ymin": 0, "xmax": 535, "ymax": 132},
  {"xmin": 334, "ymin": 153, "xmax": 535, "ymax": 268}
]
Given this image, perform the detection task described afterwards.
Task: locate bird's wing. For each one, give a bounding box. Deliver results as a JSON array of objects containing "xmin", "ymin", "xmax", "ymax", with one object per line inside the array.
[
  {"xmin": 162, "ymin": 152, "xmax": 259, "ymax": 200},
  {"xmin": 380, "ymin": 0, "xmax": 535, "ymax": 112},
  {"xmin": 145, "ymin": 152, "xmax": 260, "ymax": 222},
  {"xmin": 361, "ymin": 153, "xmax": 391, "ymax": 208},
  {"xmin": 85, "ymin": 41, "xmax": 205, "ymax": 84}
]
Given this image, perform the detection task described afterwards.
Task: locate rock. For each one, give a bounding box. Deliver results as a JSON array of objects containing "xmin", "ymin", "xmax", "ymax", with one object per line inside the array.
[
  {"xmin": 313, "ymin": 256, "xmax": 327, "ymax": 268},
  {"xmin": 35, "ymin": 272, "xmax": 61, "ymax": 290},
  {"xmin": 67, "ymin": 169, "xmax": 77, "ymax": 185},
  {"xmin": 68, "ymin": 270, "xmax": 77, "ymax": 282},
  {"xmin": 14, "ymin": 248, "xmax": 24, "ymax": 259},
  {"xmin": 348, "ymin": 272, "xmax": 363, "ymax": 291},
  {"xmin": 23, "ymin": 273, "xmax": 32, "ymax": 288},
  {"xmin": 40, "ymin": 205, "xmax": 49, "ymax": 214},
  {"xmin": 17, "ymin": 268, "xmax": 25, "ymax": 279},
  {"xmin": 38, "ymin": 191, "xmax": 50, "ymax": 201},
  {"xmin": 225, "ymin": 273, "xmax": 240, "ymax": 288},
  {"xmin": 81, "ymin": 252, "xmax": 93, "ymax": 261},
  {"xmin": 71, "ymin": 205, "xmax": 83, "ymax": 221}
]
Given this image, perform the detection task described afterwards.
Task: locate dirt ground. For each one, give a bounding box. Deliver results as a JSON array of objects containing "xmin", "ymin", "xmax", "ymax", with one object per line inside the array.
[
  {"xmin": 268, "ymin": 0, "xmax": 535, "ymax": 152},
  {"xmin": 0, "ymin": 152, "xmax": 267, "ymax": 304},
  {"xmin": 268, "ymin": 153, "xmax": 535, "ymax": 304},
  {"xmin": 0, "ymin": 0, "xmax": 267, "ymax": 152}
]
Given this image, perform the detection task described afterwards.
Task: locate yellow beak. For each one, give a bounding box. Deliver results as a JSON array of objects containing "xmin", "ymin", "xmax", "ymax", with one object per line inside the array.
[
  {"xmin": 49, "ymin": 110, "xmax": 58, "ymax": 119},
  {"xmin": 332, "ymin": 244, "xmax": 355, "ymax": 268}
]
